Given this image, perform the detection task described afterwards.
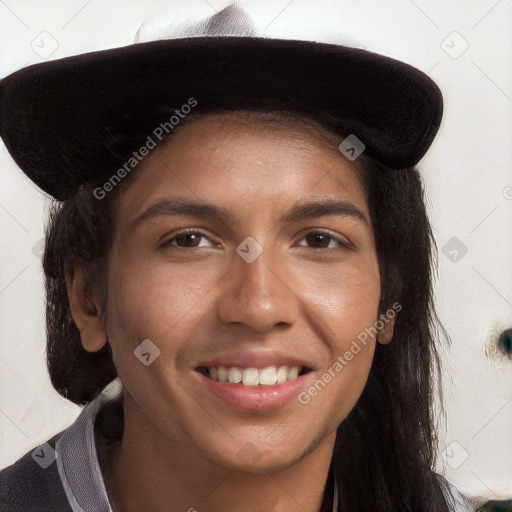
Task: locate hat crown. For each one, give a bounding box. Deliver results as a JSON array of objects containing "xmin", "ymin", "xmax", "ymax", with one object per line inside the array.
[{"xmin": 134, "ymin": 4, "xmax": 257, "ymax": 43}]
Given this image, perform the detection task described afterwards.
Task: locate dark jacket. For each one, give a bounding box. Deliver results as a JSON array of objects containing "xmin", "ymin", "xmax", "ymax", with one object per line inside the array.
[{"xmin": 1, "ymin": 431, "xmax": 73, "ymax": 512}]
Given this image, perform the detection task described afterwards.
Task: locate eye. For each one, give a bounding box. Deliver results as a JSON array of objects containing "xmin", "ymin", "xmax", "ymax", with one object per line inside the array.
[
  {"xmin": 160, "ymin": 229, "xmax": 216, "ymax": 249},
  {"xmin": 296, "ymin": 230, "xmax": 352, "ymax": 250}
]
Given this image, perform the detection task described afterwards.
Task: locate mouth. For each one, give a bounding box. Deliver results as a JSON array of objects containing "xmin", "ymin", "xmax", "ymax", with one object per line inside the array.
[{"xmin": 195, "ymin": 365, "xmax": 312, "ymax": 386}]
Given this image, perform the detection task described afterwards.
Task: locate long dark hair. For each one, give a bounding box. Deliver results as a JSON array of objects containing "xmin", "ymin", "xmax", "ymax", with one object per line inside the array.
[{"xmin": 42, "ymin": 108, "xmax": 449, "ymax": 511}]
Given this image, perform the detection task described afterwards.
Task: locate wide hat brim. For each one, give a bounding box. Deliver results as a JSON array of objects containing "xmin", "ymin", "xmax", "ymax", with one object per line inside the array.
[{"xmin": 0, "ymin": 36, "xmax": 443, "ymax": 201}]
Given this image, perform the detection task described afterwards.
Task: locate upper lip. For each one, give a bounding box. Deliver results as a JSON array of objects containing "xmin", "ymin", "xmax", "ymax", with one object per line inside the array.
[{"xmin": 194, "ymin": 350, "xmax": 314, "ymax": 370}]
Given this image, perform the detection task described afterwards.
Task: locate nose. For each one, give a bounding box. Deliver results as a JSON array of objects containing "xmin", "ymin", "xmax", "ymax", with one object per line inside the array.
[{"xmin": 217, "ymin": 247, "xmax": 300, "ymax": 333}]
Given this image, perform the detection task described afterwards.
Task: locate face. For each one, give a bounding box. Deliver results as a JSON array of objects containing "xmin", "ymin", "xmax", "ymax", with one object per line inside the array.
[{"xmin": 98, "ymin": 112, "xmax": 382, "ymax": 473}]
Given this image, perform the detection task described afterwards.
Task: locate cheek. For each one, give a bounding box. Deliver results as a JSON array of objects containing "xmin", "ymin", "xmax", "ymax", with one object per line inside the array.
[
  {"xmin": 297, "ymin": 255, "xmax": 381, "ymax": 344},
  {"xmin": 296, "ymin": 260, "xmax": 380, "ymax": 425},
  {"xmin": 105, "ymin": 251, "xmax": 222, "ymax": 342}
]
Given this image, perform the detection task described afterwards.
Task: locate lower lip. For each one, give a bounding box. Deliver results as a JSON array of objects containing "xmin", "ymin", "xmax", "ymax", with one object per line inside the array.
[{"xmin": 194, "ymin": 370, "xmax": 311, "ymax": 410}]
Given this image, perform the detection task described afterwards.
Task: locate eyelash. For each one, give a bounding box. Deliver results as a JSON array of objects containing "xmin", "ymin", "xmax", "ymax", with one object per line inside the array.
[{"xmin": 160, "ymin": 228, "xmax": 353, "ymax": 251}]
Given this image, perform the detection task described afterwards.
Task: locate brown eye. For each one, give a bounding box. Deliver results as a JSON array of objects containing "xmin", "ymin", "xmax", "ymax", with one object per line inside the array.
[
  {"xmin": 161, "ymin": 230, "xmax": 215, "ymax": 249},
  {"xmin": 297, "ymin": 231, "xmax": 352, "ymax": 250},
  {"xmin": 174, "ymin": 233, "xmax": 202, "ymax": 247},
  {"xmin": 305, "ymin": 233, "xmax": 333, "ymax": 248}
]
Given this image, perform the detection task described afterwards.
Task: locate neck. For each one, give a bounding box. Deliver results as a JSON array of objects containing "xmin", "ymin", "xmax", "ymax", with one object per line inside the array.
[{"xmin": 102, "ymin": 392, "xmax": 336, "ymax": 512}]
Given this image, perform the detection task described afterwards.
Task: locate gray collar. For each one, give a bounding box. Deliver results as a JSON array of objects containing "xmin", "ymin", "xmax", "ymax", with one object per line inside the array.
[{"xmin": 55, "ymin": 378, "xmax": 122, "ymax": 512}]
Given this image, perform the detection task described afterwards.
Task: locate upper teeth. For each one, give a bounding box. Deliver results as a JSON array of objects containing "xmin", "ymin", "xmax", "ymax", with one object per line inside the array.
[{"xmin": 206, "ymin": 365, "xmax": 302, "ymax": 386}]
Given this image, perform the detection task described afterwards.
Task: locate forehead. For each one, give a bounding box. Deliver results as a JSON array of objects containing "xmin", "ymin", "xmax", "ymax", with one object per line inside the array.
[
  {"xmin": 166, "ymin": 110, "xmax": 348, "ymax": 157},
  {"xmin": 116, "ymin": 110, "xmax": 368, "ymax": 221}
]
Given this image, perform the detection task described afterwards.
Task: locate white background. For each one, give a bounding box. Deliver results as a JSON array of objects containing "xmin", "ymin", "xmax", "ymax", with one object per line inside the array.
[{"xmin": 0, "ymin": 0, "xmax": 511, "ymax": 504}]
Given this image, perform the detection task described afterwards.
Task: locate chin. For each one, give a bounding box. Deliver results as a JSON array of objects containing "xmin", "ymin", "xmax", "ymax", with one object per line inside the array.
[
  {"xmin": 221, "ymin": 453, "xmax": 303, "ymax": 474},
  {"xmin": 202, "ymin": 437, "xmax": 310, "ymax": 474}
]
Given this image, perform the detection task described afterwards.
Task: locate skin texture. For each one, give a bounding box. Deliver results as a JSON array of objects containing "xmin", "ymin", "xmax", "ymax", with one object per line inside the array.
[{"xmin": 67, "ymin": 112, "xmax": 396, "ymax": 512}]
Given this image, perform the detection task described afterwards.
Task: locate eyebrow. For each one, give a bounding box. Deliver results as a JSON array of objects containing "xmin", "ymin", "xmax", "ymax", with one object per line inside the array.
[
  {"xmin": 281, "ymin": 198, "xmax": 367, "ymax": 224},
  {"xmin": 130, "ymin": 197, "xmax": 367, "ymax": 230}
]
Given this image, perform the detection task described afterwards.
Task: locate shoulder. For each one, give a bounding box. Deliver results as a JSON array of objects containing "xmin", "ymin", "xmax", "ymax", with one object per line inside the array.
[
  {"xmin": 1, "ymin": 379, "xmax": 122, "ymax": 512},
  {"xmin": 0, "ymin": 432, "xmax": 73, "ymax": 512},
  {"xmin": 437, "ymin": 473, "xmax": 478, "ymax": 512}
]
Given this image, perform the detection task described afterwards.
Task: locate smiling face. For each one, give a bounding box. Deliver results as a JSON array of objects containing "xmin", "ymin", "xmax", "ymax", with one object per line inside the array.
[{"xmin": 75, "ymin": 111, "xmax": 386, "ymax": 473}]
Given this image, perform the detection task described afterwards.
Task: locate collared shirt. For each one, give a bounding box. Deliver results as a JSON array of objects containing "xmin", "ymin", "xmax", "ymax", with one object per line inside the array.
[
  {"xmin": 0, "ymin": 378, "xmax": 122, "ymax": 512},
  {"xmin": 55, "ymin": 378, "xmax": 122, "ymax": 512},
  {"xmin": 1, "ymin": 378, "xmax": 477, "ymax": 512}
]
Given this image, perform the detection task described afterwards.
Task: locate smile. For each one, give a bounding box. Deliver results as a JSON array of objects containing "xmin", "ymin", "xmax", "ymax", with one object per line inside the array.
[
  {"xmin": 193, "ymin": 364, "xmax": 313, "ymax": 410},
  {"xmin": 196, "ymin": 365, "xmax": 310, "ymax": 386}
]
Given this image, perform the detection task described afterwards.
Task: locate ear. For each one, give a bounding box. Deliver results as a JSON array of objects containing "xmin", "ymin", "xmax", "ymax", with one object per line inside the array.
[
  {"xmin": 376, "ymin": 310, "xmax": 397, "ymax": 345},
  {"xmin": 66, "ymin": 265, "xmax": 108, "ymax": 352}
]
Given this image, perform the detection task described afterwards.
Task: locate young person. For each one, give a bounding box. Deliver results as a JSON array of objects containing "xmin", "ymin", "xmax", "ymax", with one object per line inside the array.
[{"xmin": 0, "ymin": 5, "xmax": 478, "ymax": 512}]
